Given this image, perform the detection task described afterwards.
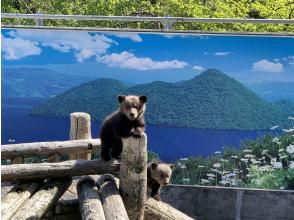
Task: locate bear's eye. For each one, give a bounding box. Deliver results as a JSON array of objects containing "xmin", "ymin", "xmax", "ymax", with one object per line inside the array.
[{"xmin": 161, "ymin": 173, "xmax": 165, "ymax": 178}]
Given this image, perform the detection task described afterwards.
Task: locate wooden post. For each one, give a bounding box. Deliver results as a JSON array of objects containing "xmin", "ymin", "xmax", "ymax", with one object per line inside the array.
[
  {"xmin": 97, "ymin": 174, "xmax": 129, "ymax": 220},
  {"xmin": 144, "ymin": 198, "xmax": 194, "ymax": 220},
  {"xmin": 77, "ymin": 176, "xmax": 106, "ymax": 220},
  {"xmin": 69, "ymin": 112, "xmax": 92, "ymax": 160},
  {"xmin": 1, "ymin": 159, "xmax": 120, "ymax": 182},
  {"xmin": 12, "ymin": 156, "xmax": 24, "ymax": 164},
  {"xmin": 48, "ymin": 153, "xmax": 62, "ymax": 163},
  {"xmin": 119, "ymin": 134, "xmax": 147, "ymax": 220},
  {"xmin": 12, "ymin": 177, "xmax": 72, "ymax": 219},
  {"xmin": 1, "ymin": 181, "xmax": 41, "ymax": 220}
]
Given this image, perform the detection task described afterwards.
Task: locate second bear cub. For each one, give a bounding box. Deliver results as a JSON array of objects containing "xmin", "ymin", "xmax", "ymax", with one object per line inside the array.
[
  {"xmin": 100, "ymin": 95, "xmax": 147, "ymax": 161},
  {"xmin": 147, "ymin": 161, "xmax": 174, "ymax": 201}
]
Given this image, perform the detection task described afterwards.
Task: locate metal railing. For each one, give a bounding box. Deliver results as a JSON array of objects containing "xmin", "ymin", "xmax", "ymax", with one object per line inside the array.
[{"xmin": 1, "ymin": 13, "xmax": 294, "ymax": 34}]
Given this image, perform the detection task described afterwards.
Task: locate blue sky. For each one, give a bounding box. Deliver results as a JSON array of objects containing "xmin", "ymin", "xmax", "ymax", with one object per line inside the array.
[{"xmin": 2, "ymin": 29, "xmax": 294, "ymax": 84}]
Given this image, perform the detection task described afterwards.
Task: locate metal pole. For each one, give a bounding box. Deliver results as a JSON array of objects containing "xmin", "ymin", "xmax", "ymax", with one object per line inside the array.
[
  {"xmin": 35, "ymin": 11, "xmax": 43, "ymax": 26},
  {"xmin": 2, "ymin": 13, "xmax": 294, "ymax": 24}
]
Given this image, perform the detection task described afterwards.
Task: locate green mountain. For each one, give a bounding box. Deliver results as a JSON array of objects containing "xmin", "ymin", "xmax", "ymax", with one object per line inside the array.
[
  {"xmin": 32, "ymin": 78, "xmax": 128, "ymax": 119},
  {"xmin": 32, "ymin": 69, "xmax": 292, "ymax": 130},
  {"xmin": 2, "ymin": 67, "xmax": 95, "ymax": 97},
  {"xmin": 274, "ymin": 100, "xmax": 294, "ymax": 115}
]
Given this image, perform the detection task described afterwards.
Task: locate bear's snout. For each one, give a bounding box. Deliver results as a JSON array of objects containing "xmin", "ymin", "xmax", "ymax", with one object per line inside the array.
[{"xmin": 128, "ymin": 108, "xmax": 138, "ymax": 120}]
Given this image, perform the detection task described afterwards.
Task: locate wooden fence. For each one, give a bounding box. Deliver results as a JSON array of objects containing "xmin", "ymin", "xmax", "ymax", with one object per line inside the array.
[{"xmin": 1, "ymin": 112, "xmax": 194, "ymax": 220}]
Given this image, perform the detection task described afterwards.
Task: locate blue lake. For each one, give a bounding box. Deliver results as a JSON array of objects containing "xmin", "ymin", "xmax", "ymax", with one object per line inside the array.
[{"xmin": 1, "ymin": 97, "xmax": 274, "ymax": 161}]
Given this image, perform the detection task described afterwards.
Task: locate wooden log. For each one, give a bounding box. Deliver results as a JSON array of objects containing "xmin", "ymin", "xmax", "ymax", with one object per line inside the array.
[
  {"xmin": 1, "ymin": 139, "xmax": 101, "ymax": 159},
  {"xmin": 144, "ymin": 198, "xmax": 194, "ymax": 220},
  {"xmin": 119, "ymin": 134, "xmax": 148, "ymax": 220},
  {"xmin": 12, "ymin": 177, "xmax": 72, "ymax": 220},
  {"xmin": 97, "ymin": 174, "xmax": 129, "ymax": 220},
  {"xmin": 69, "ymin": 112, "xmax": 92, "ymax": 160},
  {"xmin": 2, "ymin": 159, "xmax": 120, "ymax": 182},
  {"xmin": 77, "ymin": 176, "xmax": 106, "ymax": 220},
  {"xmin": 1, "ymin": 181, "xmax": 41, "ymax": 220}
]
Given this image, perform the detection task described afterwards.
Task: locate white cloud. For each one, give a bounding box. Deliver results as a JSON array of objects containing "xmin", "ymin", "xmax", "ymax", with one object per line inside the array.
[
  {"xmin": 213, "ymin": 52, "xmax": 231, "ymax": 56},
  {"xmin": 97, "ymin": 51, "xmax": 188, "ymax": 70},
  {"xmin": 7, "ymin": 30, "xmax": 117, "ymax": 62},
  {"xmin": 252, "ymin": 59, "xmax": 284, "ymax": 73},
  {"xmin": 2, "ymin": 34, "xmax": 41, "ymax": 60},
  {"xmin": 288, "ymin": 56, "xmax": 294, "ymax": 65},
  {"xmin": 110, "ymin": 33, "xmax": 142, "ymax": 42},
  {"xmin": 193, "ymin": 65, "xmax": 205, "ymax": 71}
]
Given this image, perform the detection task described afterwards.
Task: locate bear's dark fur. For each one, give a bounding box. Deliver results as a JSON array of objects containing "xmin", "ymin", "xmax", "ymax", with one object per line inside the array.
[
  {"xmin": 147, "ymin": 161, "xmax": 174, "ymax": 201},
  {"xmin": 100, "ymin": 95, "xmax": 147, "ymax": 161}
]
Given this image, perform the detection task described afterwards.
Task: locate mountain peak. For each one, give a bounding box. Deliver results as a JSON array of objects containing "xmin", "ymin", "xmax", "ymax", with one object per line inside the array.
[{"xmin": 199, "ymin": 68, "xmax": 228, "ymax": 78}]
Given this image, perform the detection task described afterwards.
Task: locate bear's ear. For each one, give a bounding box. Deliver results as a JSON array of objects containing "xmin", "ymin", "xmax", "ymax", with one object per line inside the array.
[
  {"xmin": 118, "ymin": 95, "xmax": 126, "ymax": 103},
  {"xmin": 139, "ymin": 95, "xmax": 147, "ymax": 103},
  {"xmin": 169, "ymin": 164, "xmax": 175, "ymax": 170},
  {"xmin": 151, "ymin": 162, "xmax": 158, "ymax": 170}
]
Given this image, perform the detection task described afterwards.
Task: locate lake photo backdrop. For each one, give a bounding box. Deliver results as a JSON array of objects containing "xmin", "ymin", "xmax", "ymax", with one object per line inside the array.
[{"xmin": 2, "ymin": 29, "xmax": 294, "ymax": 189}]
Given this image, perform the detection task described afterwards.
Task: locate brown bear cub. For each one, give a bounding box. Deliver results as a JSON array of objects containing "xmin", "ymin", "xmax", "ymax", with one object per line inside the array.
[
  {"xmin": 147, "ymin": 161, "xmax": 174, "ymax": 201},
  {"xmin": 100, "ymin": 95, "xmax": 147, "ymax": 161}
]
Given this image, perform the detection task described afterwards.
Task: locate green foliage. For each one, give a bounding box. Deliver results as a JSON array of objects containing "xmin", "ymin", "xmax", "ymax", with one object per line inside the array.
[
  {"xmin": 148, "ymin": 151, "xmax": 160, "ymax": 162},
  {"xmin": 247, "ymin": 166, "xmax": 294, "ymax": 189},
  {"xmin": 171, "ymin": 132, "xmax": 294, "ymax": 190},
  {"xmin": 2, "ymin": 0, "xmax": 294, "ymax": 32},
  {"xmin": 32, "ymin": 69, "xmax": 292, "ymax": 130}
]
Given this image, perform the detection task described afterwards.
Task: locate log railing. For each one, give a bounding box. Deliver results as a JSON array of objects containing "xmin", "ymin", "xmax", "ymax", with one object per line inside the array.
[
  {"xmin": 1, "ymin": 112, "xmax": 194, "ymax": 220},
  {"xmin": 1, "ymin": 112, "xmax": 98, "ymax": 164}
]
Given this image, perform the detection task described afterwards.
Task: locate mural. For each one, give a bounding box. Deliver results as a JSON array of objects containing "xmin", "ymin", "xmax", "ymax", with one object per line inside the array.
[{"xmin": 2, "ymin": 29, "xmax": 293, "ymax": 188}]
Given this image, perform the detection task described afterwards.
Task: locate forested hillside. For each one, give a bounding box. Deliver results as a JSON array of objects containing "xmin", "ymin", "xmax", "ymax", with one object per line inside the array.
[
  {"xmin": 32, "ymin": 69, "xmax": 292, "ymax": 130},
  {"xmin": 2, "ymin": 0, "xmax": 294, "ymax": 32}
]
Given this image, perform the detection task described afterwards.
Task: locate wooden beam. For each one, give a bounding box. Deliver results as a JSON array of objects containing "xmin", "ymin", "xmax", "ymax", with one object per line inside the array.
[
  {"xmin": 1, "ymin": 159, "xmax": 120, "ymax": 182},
  {"xmin": 1, "ymin": 181, "xmax": 42, "ymax": 220},
  {"xmin": 1, "ymin": 139, "xmax": 101, "ymax": 159},
  {"xmin": 145, "ymin": 198, "xmax": 194, "ymax": 220},
  {"xmin": 119, "ymin": 134, "xmax": 148, "ymax": 220},
  {"xmin": 69, "ymin": 112, "xmax": 92, "ymax": 160},
  {"xmin": 12, "ymin": 177, "xmax": 72, "ymax": 219},
  {"xmin": 77, "ymin": 176, "xmax": 106, "ymax": 220},
  {"xmin": 97, "ymin": 174, "xmax": 129, "ymax": 220}
]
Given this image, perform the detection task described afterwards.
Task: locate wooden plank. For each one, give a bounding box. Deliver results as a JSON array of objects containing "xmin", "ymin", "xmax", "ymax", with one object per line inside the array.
[
  {"xmin": 1, "ymin": 139, "xmax": 101, "ymax": 159},
  {"xmin": 12, "ymin": 177, "xmax": 72, "ymax": 219},
  {"xmin": 77, "ymin": 176, "xmax": 106, "ymax": 220},
  {"xmin": 145, "ymin": 198, "xmax": 195, "ymax": 220},
  {"xmin": 1, "ymin": 181, "xmax": 42, "ymax": 220},
  {"xmin": 97, "ymin": 174, "xmax": 129, "ymax": 220},
  {"xmin": 69, "ymin": 112, "xmax": 92, "ymax": 160},
  {"xmin": 2, "ymin": 159, "xmax": 120, "ymax": 182},
  {"xmin": 119, "ymin": 134, "xmax": 148, "ymax": 220}
]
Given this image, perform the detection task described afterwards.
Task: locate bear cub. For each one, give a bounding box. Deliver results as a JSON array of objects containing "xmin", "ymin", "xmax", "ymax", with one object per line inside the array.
[
  {"xmin": 147, "ymin": 161, "xmax": 174, "ymax": 201},
  {"xmin": 100, "ymin": 95, "xmax": 147, "ymax": 161}
]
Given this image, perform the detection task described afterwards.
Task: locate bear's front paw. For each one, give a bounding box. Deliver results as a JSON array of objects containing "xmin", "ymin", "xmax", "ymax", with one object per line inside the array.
[
  {"xmin": 132, "ymin": 128, "xmax": 143, "ymax": 138},
  {"xmin": 132, "ymin": 132, "xmax": 143, "ymax": 138},
  {"xmin": 153, "ymin": 194, "xmax": 161, "ymax": 201}
]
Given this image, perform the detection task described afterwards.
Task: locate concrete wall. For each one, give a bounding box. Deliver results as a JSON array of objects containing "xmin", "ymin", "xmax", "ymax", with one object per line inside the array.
[{"xmin": 161, "ymin": 185, "xmax": 294, "ymax": 220}]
